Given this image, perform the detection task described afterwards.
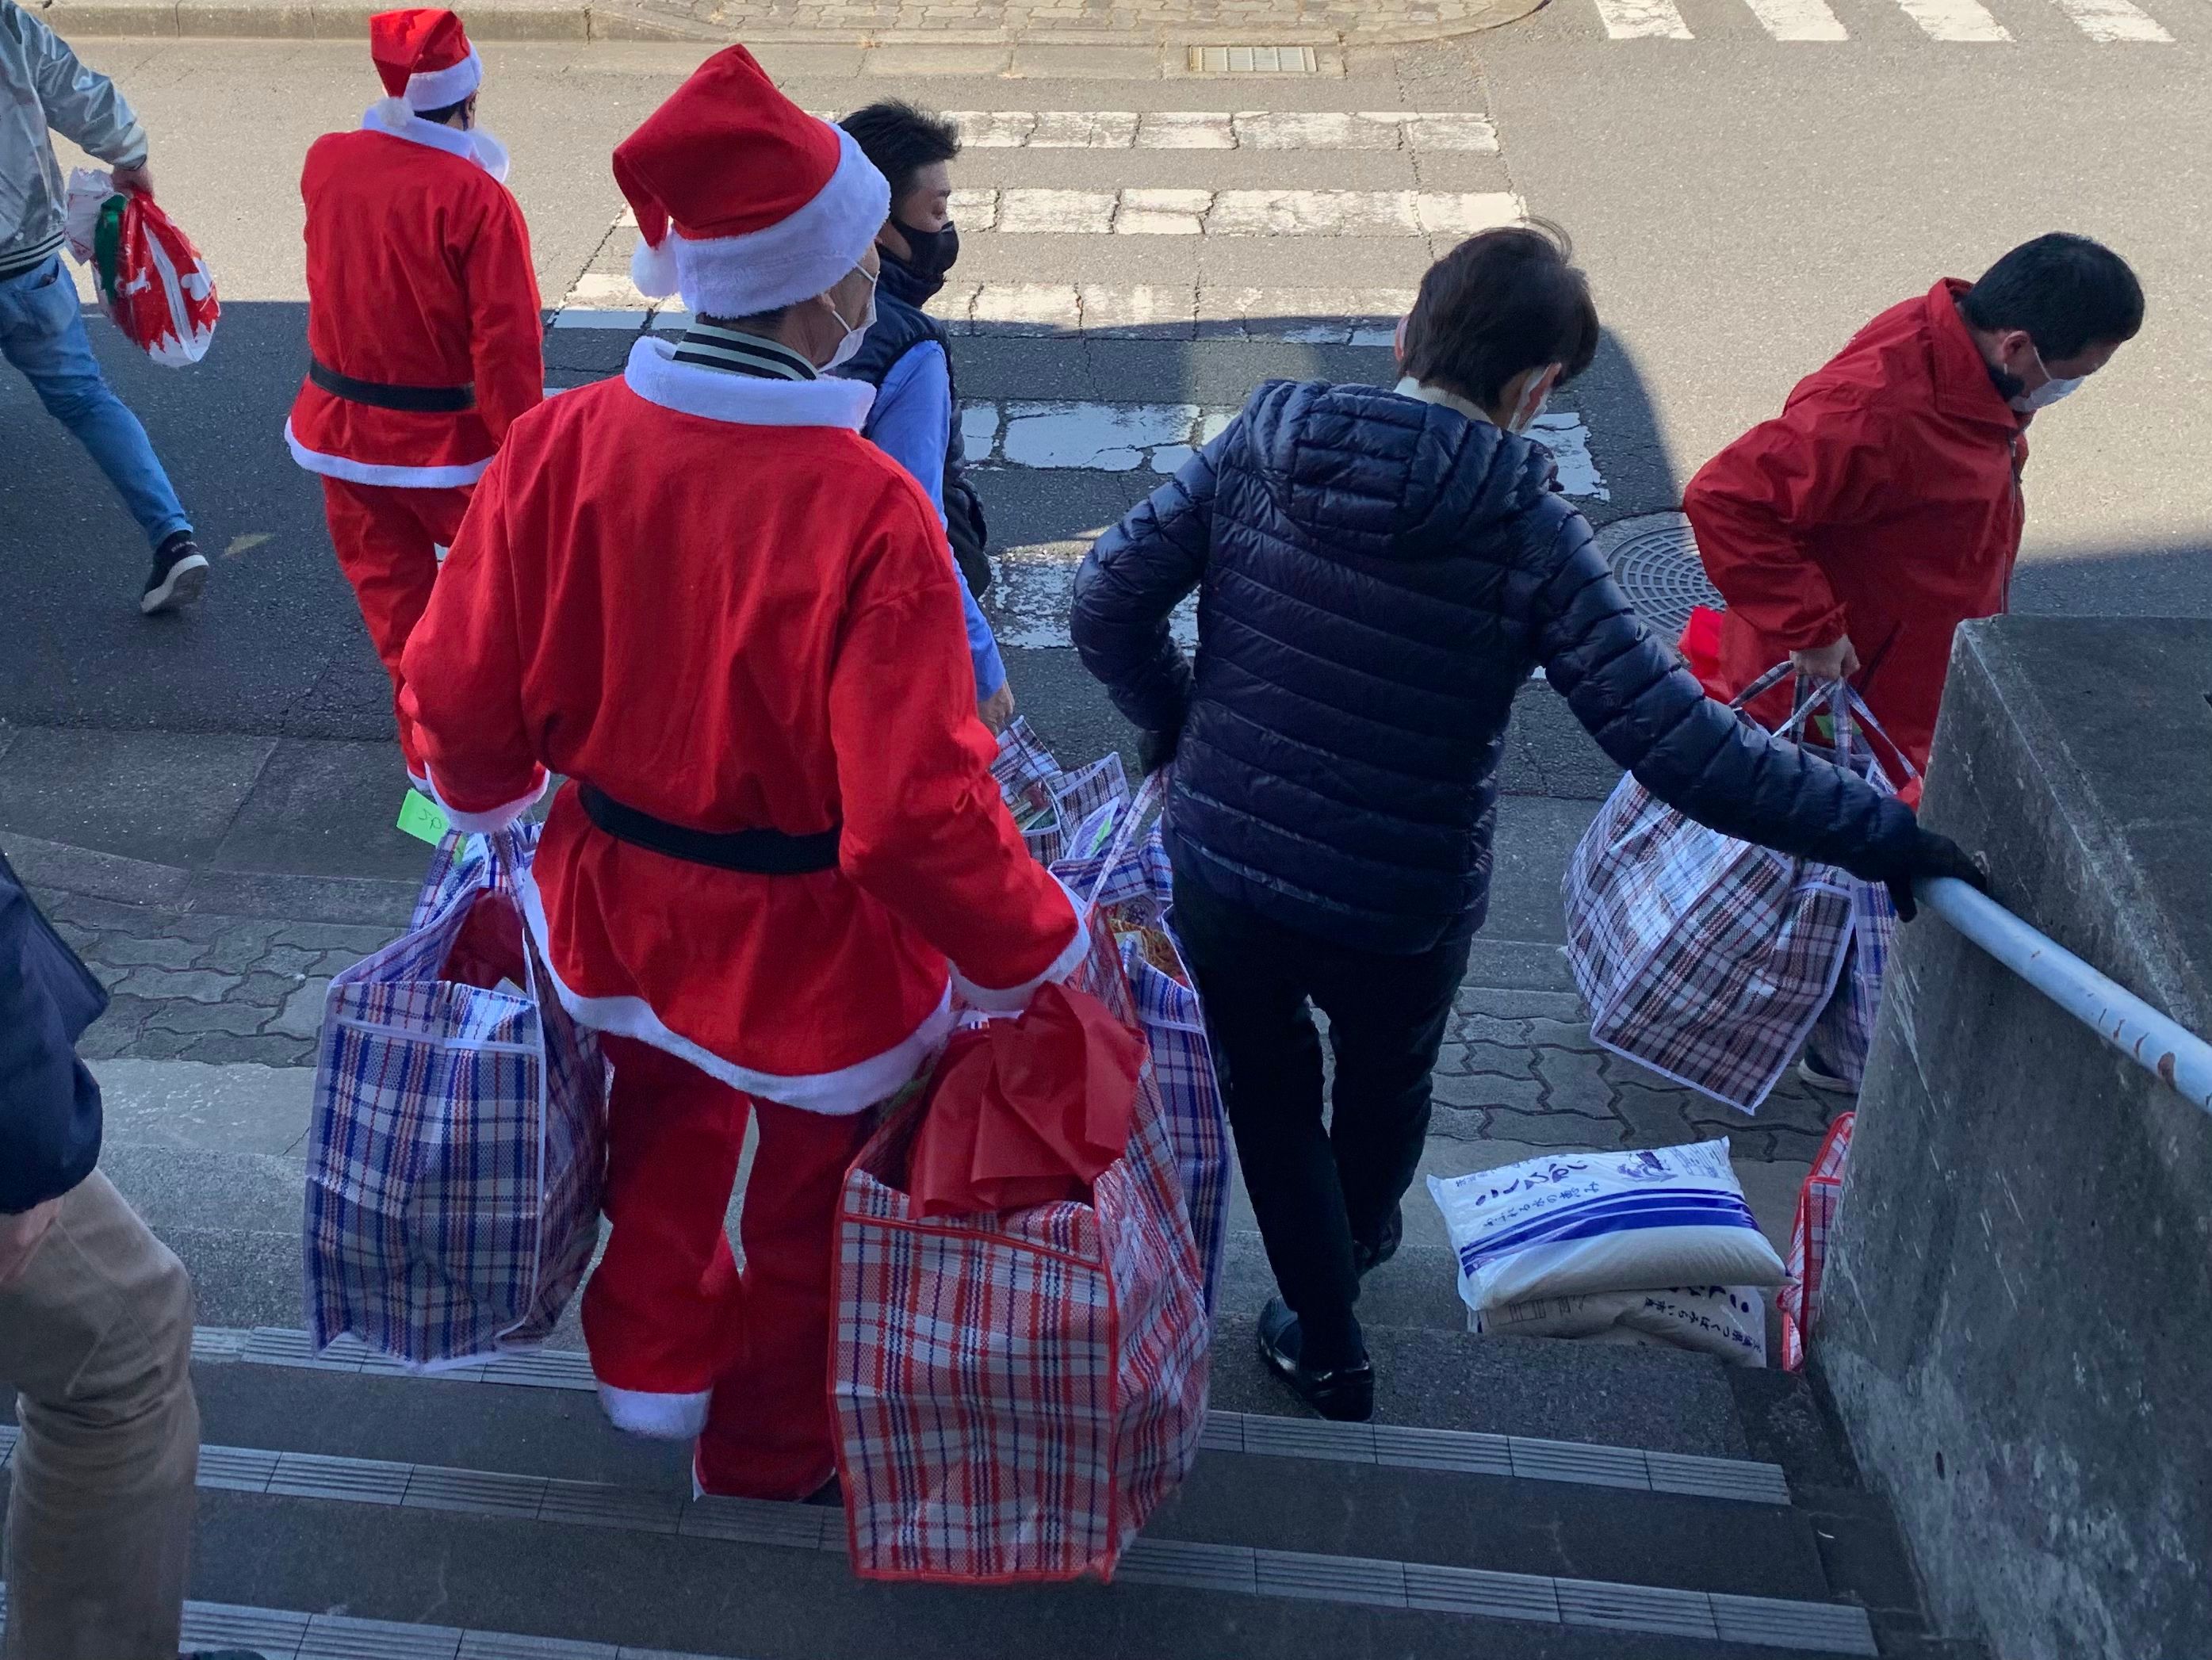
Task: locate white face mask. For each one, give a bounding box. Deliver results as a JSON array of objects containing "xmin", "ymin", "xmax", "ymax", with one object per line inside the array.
[
  {"xmin": 1507, "ymin": 371, "xmax": 1555, "ymax": 434},
  {"xmin": 2012, "ymin": 341, "xmax": 2084, "ymax": 412},
  {"xmin": 823, "ymin": 266, "xmax": 878, "ymax": 371}
]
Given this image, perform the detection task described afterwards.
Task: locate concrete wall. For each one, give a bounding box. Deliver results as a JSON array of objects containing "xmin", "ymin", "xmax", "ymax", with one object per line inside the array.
[{"xmin": 1816, "ymin": 616, "xmax": 2211, "ymax": 1660}]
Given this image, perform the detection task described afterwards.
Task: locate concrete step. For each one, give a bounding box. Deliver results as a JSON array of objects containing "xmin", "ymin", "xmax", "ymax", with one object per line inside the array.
[
  {"xmin": 0, "ymin": 1420, "xmax": 1877, "ymax": 1658},
  {"xmin": 161, "ymin": 1352, "xmax": 1827, "ymax": 1604}
]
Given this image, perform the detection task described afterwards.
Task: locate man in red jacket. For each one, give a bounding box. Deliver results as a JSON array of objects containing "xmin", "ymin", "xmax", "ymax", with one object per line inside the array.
[
  {"xmin": 286, "ymin": 8, "xmax": 542, "ymax": 787},
  {"xmin": 401, "ymin": 46, "xmax": 1083, "ymax": 1500},
  {"xmin": 1685, "ymin": 234, "xmax": 2141, "ymax": 792}
]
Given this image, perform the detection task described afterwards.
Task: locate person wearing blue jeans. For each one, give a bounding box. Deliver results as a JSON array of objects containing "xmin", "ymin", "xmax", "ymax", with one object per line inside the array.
[{"xmin": 2, "ymin": 0, "xmax": 205, "ymax": 614}]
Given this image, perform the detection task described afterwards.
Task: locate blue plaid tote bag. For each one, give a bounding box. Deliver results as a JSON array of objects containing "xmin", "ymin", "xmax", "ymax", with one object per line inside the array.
[
  {"xmin": 304, "ymin": 824, "xmax": 605, "ymax": 1367},
  {"xmin": 1562, "ymin": 667, "xmax": 1885, "ymax": 1114},
  {"xmin": 1054, "ymin": 775, "xmax": 1231, "ymax": 1315}
]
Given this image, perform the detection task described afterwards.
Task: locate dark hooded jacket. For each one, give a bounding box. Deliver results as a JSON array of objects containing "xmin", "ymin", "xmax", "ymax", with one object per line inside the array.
[
  {"xmin": 1, "ymin": 847, "xmax": 105, "ymax": 1211},
  {"xmin": 1070, "ymin": 379, "xmax": 1917, "ymax": 954}
]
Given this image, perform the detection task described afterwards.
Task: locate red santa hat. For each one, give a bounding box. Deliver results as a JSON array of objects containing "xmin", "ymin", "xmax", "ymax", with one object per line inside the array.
[
  {"xmin": 370, "ymin": 10, "xmax": 483, "ymax": 113},
  {"xmin": 612, "ymin": 47, "xmax": 888, "ymax": 319}
]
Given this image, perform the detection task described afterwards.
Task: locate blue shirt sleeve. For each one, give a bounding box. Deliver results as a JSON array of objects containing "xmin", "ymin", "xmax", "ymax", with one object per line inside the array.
[{"xmin": 867, "ymin": 342, "xmax": 1007, "ymax": 699}]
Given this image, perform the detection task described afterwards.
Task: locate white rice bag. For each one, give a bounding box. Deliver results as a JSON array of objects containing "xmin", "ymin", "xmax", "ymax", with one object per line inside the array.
[
  {"xmin": 1473, "ymin": 1284, "xmax": 1768, "ymax": 1367},
  {"xmin": 1426, "ymin": 1140, "xmax": 1785, "ymax": 1313}
]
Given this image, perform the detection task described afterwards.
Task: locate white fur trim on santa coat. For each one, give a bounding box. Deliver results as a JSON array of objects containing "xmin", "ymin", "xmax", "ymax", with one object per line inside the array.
[
  {"xmin": 622, "ymin": 335, "xmax": 876, "ymax": 430},
  {"xmin": 404, "ymin": 44, "xmax": 483, "ymax": 112},
  {"xmin": 426, "ymin": 768, "xmax": 549, "ymax": 834},
  {"xmin": 516, "ymin": 871, "xmax": 954, "ymax": 1115},
  {"xmin": 636, "ymin": 125, "xmax": 889, "ymax": 320},
  {"xmin": 284, "ymin": 418, "xmax": 493, "ymax": 488},
  {"xmin": 363, "ymin": 101, "xmax": 509, "ymax": 182},
  {"xmin": 597, "ymin": 1383, "xmax": 710, "ymax": 1440},
  {"xmin": 949, "ymin": 876, "xmax": 1090, "ymax": 1013}
]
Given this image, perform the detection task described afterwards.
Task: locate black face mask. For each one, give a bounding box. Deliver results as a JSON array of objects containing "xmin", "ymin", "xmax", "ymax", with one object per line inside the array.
[{"xmin": 881, "ymin": 220, "xmax": 959, "ymax": 304}]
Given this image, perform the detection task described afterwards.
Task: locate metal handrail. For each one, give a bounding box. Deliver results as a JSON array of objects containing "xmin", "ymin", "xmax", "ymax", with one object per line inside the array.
[{"xmin": 1919, "ymin": 876, "xmax": 2212, "ymax": 1113}]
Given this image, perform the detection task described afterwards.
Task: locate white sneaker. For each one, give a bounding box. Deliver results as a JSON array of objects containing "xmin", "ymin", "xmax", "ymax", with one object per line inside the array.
[{"xmin": 1796, "ymin": 1055, "xmax": 1858, "ymax": 1096}]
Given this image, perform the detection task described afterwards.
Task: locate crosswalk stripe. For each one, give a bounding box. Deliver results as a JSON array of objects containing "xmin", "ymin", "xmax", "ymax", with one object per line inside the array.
[
  {"xmin": 938, "ymin": 109, "xmax": 1500, "ymax": 152},
  {"xmin": 1741, "ymin": 0, "xmax": 1849, "ymax": 39},
  {"xmin": 2045, "ymin": 0, "xmax": 2172, "ymax": 39},
  {"xmin": 1593, "ymin": 0, "xmax": 1694, "ymax": 37},
  {"xmin": 1884, "ymin": 0, "xmax": 2015, "ymax": 36},
  {"xmin": 549, "ymin": 288, "xmax": 1415, "ymax": 342},
  {"xmin": 951, "ymin": 188, "xmax": 1522, "ymax": 237}
]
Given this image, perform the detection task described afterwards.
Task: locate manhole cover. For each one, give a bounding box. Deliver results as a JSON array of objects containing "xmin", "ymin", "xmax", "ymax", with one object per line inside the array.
[{"xmin": 1595, "ymin": 511, "xmax": 1724, "ymax": 637}]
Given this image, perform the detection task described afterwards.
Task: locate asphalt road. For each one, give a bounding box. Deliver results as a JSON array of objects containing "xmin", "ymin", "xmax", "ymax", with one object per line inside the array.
[{"xmin": 2, "ymin": 23, "xmax": 2206, "ymax": 768}]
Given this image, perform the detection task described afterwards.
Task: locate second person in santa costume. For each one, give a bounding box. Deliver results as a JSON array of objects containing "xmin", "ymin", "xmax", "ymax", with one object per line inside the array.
[
  {"xmin": 400, "ymin": 44, "xmax": 1085, "ymax": 1501},
  {"xmin": 288, "ymin": 8, "xmax": 542, "ymax": 790}
]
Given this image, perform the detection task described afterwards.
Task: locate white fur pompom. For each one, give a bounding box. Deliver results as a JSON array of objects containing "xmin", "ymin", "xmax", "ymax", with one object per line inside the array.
[
  {"xmin": 630, "ymin": 235, "xmax": 680, "ymax": 300},
  {"xmin": 372, "ymin": 96, "xmax": 413, "ymax": 132}
]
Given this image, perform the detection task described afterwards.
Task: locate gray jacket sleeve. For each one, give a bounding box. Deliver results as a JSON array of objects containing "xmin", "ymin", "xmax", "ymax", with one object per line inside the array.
[{"xmin": 13, "ymin": 3, "xmax": 146, "ymax": 164}]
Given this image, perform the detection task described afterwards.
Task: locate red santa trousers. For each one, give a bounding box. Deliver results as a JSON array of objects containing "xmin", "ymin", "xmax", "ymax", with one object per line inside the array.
[
  {"xmin": 320, "ymin": 478, "xmax": 473, "ymax": 781},
  {"xmin": 583, "ymin": 1035, "xmax": 874, "ymax": 1501}
]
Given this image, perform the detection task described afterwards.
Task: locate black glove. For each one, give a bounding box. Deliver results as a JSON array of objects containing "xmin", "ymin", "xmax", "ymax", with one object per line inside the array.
[
  {"xmin": 1137, "ymin": 727, "xmax": 1181, "ymax": 777},
  {"xmin": 1885, "ymin": 828, "xmax": 1988, "ymax": 923}
]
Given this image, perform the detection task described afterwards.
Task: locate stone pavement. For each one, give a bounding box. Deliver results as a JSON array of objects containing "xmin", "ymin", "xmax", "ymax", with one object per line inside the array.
[
  {"xmin": 1433, "ymin": 984, "xmax": 1839, "ymax": 1166},
  {"xmin": 43, "ymin": 0, "xmax": 1544, "ymax": 47},
  {"xmin": 48, "ymin": 893, "xmax": 394, "ymax": 1070}
]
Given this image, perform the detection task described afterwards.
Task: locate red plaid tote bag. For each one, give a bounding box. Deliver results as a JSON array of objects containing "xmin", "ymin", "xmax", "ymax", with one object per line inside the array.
[
  {"xmin": 1563, "ymin": 668, "xmax": 1881, "ymax": 1114},
  {"xmin": 304, "ymin": 826, "xmax": 605, "ymax": 1367},
  {"xmin": 1779, "ymin": 1111, "xmax": 1854, "ymax": 1371},
  {"xmin": 832, "ymin": 924, "xmax": 1209, "ymax": 1583}
]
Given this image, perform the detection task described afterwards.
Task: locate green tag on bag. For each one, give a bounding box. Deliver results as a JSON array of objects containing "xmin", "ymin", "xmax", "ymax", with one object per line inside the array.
[
  {"xmin": 396, "ymin": 790, "xmax": 450, "ymax": 845},
  {"xmin": 91, "ymin": 193, "xmax": 127, "ymax": 310}
]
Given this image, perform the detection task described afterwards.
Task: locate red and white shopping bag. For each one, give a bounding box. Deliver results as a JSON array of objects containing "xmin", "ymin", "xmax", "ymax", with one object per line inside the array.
[
  {"xmin": 831, "ymin": 926, "xmax": 1208, "ymax": 1583},
  {"xmin": 63, "ymin": 169, "xmax": 219, "ymax": 366},
  {"xmin": 1778, "ymin": 1111, "xmax": 1854, "ymax": 1371}
]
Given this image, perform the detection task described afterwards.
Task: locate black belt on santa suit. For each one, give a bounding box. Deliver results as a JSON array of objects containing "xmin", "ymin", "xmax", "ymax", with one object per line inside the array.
[
  {"xmin": 308, "ymin": 357, "xmax": 476, "ymax": 415},
  {"xmin": 578, "ymin": 785, "xmax": 842, "ymax": 876}
]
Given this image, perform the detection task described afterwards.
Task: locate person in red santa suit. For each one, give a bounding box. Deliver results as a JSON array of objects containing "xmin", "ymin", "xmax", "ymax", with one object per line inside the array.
[
  {"xmin": 286, "ymin": 8, "xmax": 542, "ymax": 788},
  {"xmin": 399, "ymin": 45, "xmax": 1086, "ymax": 1501}
]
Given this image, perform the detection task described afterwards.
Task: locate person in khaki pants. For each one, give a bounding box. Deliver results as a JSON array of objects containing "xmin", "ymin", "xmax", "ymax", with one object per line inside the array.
[{"xmin": 0, "ymin": 851, "xmax": 256, "ymax": 1660}]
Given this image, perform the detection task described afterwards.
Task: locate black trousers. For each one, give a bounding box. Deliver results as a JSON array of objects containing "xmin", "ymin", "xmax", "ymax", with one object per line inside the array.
[{"xmin": 1171, "ymin": 871, "xmax": 1471, "ymax": 1368}]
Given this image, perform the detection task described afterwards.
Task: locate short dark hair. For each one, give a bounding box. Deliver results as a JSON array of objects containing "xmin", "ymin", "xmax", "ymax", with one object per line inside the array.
[
  {"xmin": 1961, "ymin": 234, "xmax": 2143, "ymax": 361},
  {"xmin": 1400, "ymin": 222, "xmax": 1601, "ymax": 409},
  {"xmin": 839, "ymin": 101, "xmax": 961, "ymax": 205},
  {"xmin": 417, "ymin": 95, "xmax": 473, "ymax": 126}
]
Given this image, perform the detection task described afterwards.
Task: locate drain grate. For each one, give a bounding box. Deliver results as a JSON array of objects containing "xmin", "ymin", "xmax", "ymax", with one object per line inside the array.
[
  {"xmin": 1186, "ymin": 44, "xmax": 1321, "ymax": 71},
  {"xmin": 1596, "ymin": 511, "xmax": 1724, "ymax": 637}
]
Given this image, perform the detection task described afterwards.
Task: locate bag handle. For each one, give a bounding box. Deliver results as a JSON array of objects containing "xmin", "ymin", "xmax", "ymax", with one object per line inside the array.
[
  {"xmin": 1079, "ymin": 769, "xmax": 1166, "ymax": 915},
  {"xmin": 1739, "ymin": 664, "xmax": 1919, "ymax": 788}
]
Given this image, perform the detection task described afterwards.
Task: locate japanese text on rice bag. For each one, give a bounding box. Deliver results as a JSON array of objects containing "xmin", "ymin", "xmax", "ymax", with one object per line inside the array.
[{"xmin": 1426, "ymin": 1139, "xmax": 1786, "ymax": 1315}]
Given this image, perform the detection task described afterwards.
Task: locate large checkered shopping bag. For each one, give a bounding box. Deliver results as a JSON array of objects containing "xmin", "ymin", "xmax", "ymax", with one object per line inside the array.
[
  {"xmin": 832, "ymin": 924, "xmax": 1210, "ymax": 1583},
  {"xmin": 1778, "ymin": 1111, "xmax": 1854, "ymax": 1371},
  {"xmin": 1563, "ymin": 668, "xmax": 1899, "ymax": 1114},
  {"xmin": 990, "ymin": 717, "xmax": 1130, "ymax": 866},
  {"xmin": 63, "ymin": 169, "xmax": 218, "ymax": 366},
  {"xmin": 304, "ymin": 825, "xmax": 605, "ymax": 1367},
  {"xmin": 1054, "ymin": 778, "xmax": 1230, "ymax": 1314}
]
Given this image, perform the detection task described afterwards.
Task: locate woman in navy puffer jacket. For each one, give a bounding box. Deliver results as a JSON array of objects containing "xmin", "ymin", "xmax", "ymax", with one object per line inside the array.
[{"xmin": 1071, "ymin": 225, "xmax": 1981, "ymax": 1422}]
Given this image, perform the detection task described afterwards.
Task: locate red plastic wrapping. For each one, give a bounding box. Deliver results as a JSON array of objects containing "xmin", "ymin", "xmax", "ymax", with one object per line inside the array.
[{"xmin": 905, "ymin": 983, "xmax": 1145, "ymax": 1218}]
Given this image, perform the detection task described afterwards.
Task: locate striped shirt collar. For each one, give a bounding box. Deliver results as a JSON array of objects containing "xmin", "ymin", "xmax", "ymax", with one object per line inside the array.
[{"xmin": 672, "ymin": 323, "xmax": 818, "ymax": 382}]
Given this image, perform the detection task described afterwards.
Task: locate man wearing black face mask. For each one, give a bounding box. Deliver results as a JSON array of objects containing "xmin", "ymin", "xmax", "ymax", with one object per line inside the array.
[{"xmin": 835, "ymin": 101, "xmax": 1013, "ymax": 733}]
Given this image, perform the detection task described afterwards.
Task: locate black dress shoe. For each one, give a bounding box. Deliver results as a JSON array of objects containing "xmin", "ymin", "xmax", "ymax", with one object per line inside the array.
[
  {"xmin": 1352, "ymin": 1203, "xmax": 1403, "ymax": 1279},
  {"xmin": 1257, "ymin": 1297, "xmax": 1374, "ymax": 1423}
]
